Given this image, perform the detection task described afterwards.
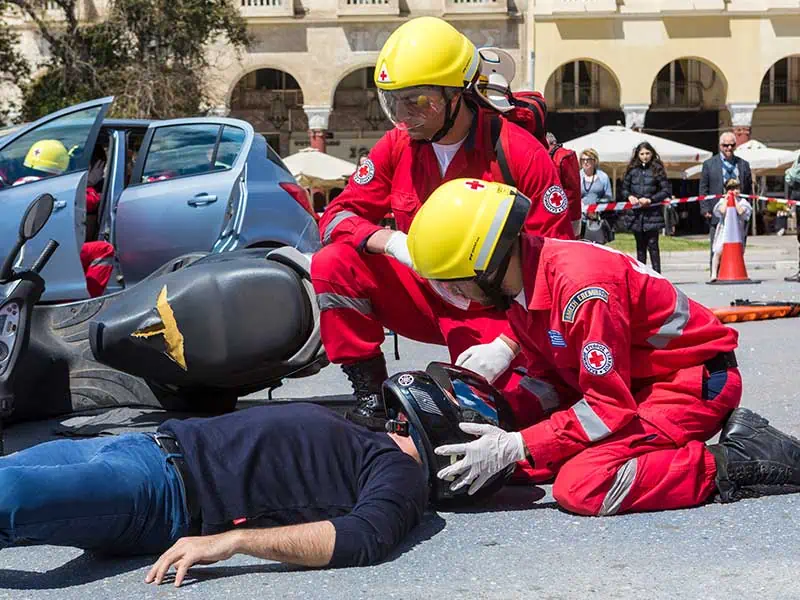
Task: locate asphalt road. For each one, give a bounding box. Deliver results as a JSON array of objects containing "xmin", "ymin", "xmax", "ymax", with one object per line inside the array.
[{"xmin": 2, "ymin": 267, "xmax": 800, "ymax": 599}]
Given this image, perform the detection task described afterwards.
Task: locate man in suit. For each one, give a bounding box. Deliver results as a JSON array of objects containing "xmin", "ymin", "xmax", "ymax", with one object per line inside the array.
[{"xmin": 699, "ymin": 131, "xmax": 754, "ymax": 268}]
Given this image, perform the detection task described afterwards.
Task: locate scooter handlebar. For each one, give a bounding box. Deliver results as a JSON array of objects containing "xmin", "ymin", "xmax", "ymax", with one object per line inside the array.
[{"xmin": 31, "ymin": 239, "xmax": 59, "ymax": 274}]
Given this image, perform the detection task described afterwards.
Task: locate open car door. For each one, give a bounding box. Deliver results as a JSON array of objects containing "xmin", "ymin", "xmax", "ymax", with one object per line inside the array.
[{"xmin": 0, "ymin": 97, "xmax": 113, "ymax": 301}]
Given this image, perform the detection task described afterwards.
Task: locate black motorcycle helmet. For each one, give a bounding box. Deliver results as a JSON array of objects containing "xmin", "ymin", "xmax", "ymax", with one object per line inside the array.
[{"xmin": 383, "ymin": 361, "xmax": 518, "ymax": 505}]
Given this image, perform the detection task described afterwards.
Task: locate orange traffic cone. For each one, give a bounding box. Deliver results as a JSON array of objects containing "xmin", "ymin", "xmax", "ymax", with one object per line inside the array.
[{"xmin": 708, "ymin": 192, "xmax": 761, "ymax": 285}]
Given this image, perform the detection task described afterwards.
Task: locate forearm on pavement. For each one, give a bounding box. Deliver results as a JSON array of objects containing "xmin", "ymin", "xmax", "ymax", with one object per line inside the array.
[{"xmin": 233, "ymin": 521, "xmax": 336, "ymax": 567}]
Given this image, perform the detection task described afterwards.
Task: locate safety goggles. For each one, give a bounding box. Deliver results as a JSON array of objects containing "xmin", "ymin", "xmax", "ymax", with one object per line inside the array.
[{"xmin": 378, "ymin": 86, "xmax": 447, "ymax": 131}]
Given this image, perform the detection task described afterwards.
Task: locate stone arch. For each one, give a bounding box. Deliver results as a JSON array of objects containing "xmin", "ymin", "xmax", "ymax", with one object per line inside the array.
[
  {"xmin": 329, "ymin": 64, "xmax": 391, "ymax": 133},
  {"xmin": 757, "ymin": 55, "xmax": 800, "ymax": 106},
  {"xmin": 227, "ymin": 65, "xmax": 307, "ymax": 112},
  {"xmin": 751, "ymin": 54, "xmax": 800, "ymax": 150},
  {"xmin": 648, "ymin": 56, "xmax": 728, "ymax": 110},
  {"xmin": 329, "ymin": 62, "xmax": 378, "ymax": 108},
  {"xmin": 543, "ymin": 59, "xmax": 621, "ymax": 112}
]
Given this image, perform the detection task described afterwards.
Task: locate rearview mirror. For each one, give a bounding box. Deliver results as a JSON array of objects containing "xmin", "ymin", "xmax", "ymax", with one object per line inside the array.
[{"xmin": 20, "ymin": 193, "xmax": 55, "ymax": 241}]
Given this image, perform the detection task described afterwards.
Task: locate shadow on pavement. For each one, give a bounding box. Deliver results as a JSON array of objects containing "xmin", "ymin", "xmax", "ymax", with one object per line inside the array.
[
  {"xmin": 150, "ymin": 514, "xmax": 448, "ymax": 588},
  {"xmin": 445, "ymin": 485, "xmax": 557, "ymax": 513},
  {"xmin": 0, "ymin": 552, "xmax": 152, "ymax": 590}
]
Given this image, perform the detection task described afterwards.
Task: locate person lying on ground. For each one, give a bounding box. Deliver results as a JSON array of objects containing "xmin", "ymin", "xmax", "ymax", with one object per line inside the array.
[{"xmin": 0, "ymin": 370, "xmax": 512, "ymax": 587}]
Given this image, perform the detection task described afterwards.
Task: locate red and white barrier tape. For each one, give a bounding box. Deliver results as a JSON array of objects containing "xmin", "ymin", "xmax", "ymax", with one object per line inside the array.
[{"xmin": 585, "ymin": 194, "xmax": 798, "ymax": 214}]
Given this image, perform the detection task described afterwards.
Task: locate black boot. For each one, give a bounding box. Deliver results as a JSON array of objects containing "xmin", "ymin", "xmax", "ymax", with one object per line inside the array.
[
  {"xmin": 341, "ymin": 355, "xmax": 389, "ymax": 431},
  {"xmin": 784, "ymin": 249, "xmax": 800, "ymax": 282},
  {"xmin": 708, "ymin": 408, "xmax": 800, "ymax": 502}
]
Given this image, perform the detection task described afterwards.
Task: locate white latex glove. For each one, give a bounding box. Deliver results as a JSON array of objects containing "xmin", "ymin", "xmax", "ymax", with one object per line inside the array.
[
  {"xmin": 383, "ymin": 231, "xmax": 413, "ymax": 268},
  {"xmin": 455, "ymin": 337, "xmax": 517, "ymax": 384},
  {"xmin": 435, "ymin": 423, "xmax": 527, "ymax": 495}
]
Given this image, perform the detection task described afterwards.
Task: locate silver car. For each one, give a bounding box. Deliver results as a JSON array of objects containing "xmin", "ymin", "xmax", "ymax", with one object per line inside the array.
[{"xmin": 0, "ymin": 97, "xmax": 320, "ymax": 301}]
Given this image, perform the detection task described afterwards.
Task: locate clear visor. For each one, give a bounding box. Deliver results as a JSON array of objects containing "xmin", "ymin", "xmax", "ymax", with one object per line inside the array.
[
  {"xmin": 429, "ymin": 279, "xmax": 477, "ymax": 304},
  {"xmin": 378, "ymin": 86, "xmax": 448, "ymax": 131}
]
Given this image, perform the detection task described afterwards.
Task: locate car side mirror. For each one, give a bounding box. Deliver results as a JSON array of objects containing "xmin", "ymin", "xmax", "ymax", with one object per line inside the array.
[
  {"xmin": 21, "ymin": 193, "xmax": 54, "ymax": 240},
  {"xmin": 0, "ymin": 193, "xmax": 55, "ymax": 282}
]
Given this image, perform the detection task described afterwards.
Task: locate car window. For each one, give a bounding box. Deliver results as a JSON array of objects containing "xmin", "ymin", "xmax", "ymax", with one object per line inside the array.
[
  {"xmin": 124, "ymin": 129, "xmax": 147, "ymax": 187},
  {"xmin": 213, "ymin": 126, "xmax": 246, "ymax": 171},
  {"xmin": 0, "ymin": 106, "xmax": 103, "ymax": 190},
  {"xmin": 141, "ymin": 124, "xmax": 221, "ymax": 183}
]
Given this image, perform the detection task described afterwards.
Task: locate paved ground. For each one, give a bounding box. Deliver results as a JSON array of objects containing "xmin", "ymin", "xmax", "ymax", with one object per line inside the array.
[{"xmin": 2, "ymin": 260, "xmax": 800, "ymax": 599}]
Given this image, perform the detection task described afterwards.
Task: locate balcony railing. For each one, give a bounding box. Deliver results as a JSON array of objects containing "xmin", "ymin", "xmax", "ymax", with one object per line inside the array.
[
  {"xmin": 4, "ymin": 1, "xmax": 102, "ymax": 23},
  {"xmin": 239, "ymin": 0, "xmax": 294, "ymax": 18},
  {"xmin": 760, "ymin": 81, "xmax": 800, "ymax": 105},
  {"xmin": 337, "ymin": 0, "xmax": 399, "ymax": 16},
  {"xmin": 442, "ymin": 0, "xmax": 508, "ymax": 14},
  {"xmin": 535, "ymin": 0, "xmax": 618, "ymax": 15},
  {"xmin": 651, "ymin": 81, "xmax": 704, "ymax": 108}
]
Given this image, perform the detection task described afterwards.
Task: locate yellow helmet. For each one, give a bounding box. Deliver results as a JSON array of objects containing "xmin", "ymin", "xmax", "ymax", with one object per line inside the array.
[
  {"xmin": 24, "ymin": 139, "xmax": 69, "ymax": 175},
  {"xmin": 374, "ymin": 17, "xmax": 479, "ymax": 91},
  {"xmin": 408, "ymin": 178, "xmax": 531, "ymax": 281}
]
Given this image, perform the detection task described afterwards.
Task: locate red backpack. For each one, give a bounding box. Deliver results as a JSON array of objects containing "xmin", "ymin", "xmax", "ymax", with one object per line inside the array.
[{"xmin": 486, "ymin": 91, "xmax": 582, "ymax": 232}]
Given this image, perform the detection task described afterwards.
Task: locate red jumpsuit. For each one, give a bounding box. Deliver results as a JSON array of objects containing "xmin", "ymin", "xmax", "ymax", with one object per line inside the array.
[
  {"xmin": 508, "ymin": 235, "xmax": 741, "ymax": 515},
  {"xmin": 312, "ymin": 107, "xmax": 575, "ymax": 408},
  {"xmin": 81, "ymin": 186, "xmax": 114, "ymax": 298}
]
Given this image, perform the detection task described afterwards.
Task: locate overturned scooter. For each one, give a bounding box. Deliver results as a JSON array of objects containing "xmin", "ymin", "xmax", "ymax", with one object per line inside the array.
[
  {"xmin": 1, "ymin": 194, "xmax": 328, "ymax": 451},
  {"xmin": 0, "ymin": 194, "xmax": 59, "ymax": 454}
]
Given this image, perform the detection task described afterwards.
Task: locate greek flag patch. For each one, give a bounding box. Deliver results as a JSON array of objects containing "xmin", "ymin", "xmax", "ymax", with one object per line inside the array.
[
  {"xmin": 547, "ymin": 330, "xmax": 567, "ymax": 347},
  {"xmin": 562, "ymin": 286, "xmax": 609, "ymax": 323}
]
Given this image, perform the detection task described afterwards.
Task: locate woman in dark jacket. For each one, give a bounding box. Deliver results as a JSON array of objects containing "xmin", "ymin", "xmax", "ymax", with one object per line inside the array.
[
  {"xmin": 784, "ymin": 157, "xmax": 800, "ymax": 282},
  {"xmin": 621, "ymin": 142, "xmax": 672, "ymax": 273}
]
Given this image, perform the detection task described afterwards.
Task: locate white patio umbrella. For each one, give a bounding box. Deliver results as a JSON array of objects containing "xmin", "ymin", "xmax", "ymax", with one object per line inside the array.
[
  {"xmin": 282, "ymin": 147, "xmax": 357, "ymax": 190},
  {"xmin": 683, "ymin": 139, "xmax": 800, "ymax": 179},
  {"xmin": 563, "ymin": 125, "xmax": 713, "ymax": 197}
]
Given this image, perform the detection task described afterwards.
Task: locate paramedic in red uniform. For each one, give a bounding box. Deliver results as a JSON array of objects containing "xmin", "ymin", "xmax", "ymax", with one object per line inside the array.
[
  {"xmin": 406, "ymin": 177, "xmax": 800, "ymax": 512},
  {"xmin": 312, "ymin": 17, "xmax": 574, "ymax": 429}
]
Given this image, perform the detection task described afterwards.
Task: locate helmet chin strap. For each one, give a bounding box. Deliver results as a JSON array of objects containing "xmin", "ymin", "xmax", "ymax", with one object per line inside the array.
[
  {"xmin": 425, "ymin": 91, "xmax": 463, "ymax": 144},
  {"xmin": 476, "ymin": 252, "xmax": 514, "ymax": 312}
]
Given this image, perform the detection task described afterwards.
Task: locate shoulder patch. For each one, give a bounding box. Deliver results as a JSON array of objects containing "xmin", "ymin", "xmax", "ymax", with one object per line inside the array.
[
  {"xmin": 547, "ymin": 330, "xmax": 567, "ymax": 348},
  {"xmin": 562, "ymin": 286, "xmax": 609, "ymax": 323},
  {"xmin": 582, "ymin": 342, "xmax": 614, "ymax": 376},
  {"xmin": 542, "ymin": 185, "xmax": 568, "ymax": 214},
  {"xmin": 353, "ymin": 158, "xmax": 375, "ymax": 185}
]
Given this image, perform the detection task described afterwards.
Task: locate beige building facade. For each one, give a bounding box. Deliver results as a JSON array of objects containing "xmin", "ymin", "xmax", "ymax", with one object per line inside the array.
[{"xmin": 5, "ymin": 0, "xmax": 800, "ymax": 160}]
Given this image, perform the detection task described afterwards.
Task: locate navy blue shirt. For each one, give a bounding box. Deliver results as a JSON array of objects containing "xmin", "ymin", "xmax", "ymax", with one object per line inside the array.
[{"xmin": 159, "ymin": 403, "xmax": 427, "ymax": 567}]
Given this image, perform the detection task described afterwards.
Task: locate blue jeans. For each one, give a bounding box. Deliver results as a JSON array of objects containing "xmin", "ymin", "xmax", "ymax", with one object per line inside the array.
[{"xmin": 0, "ymin": 433, "xmax": 189, "ymax": 555}]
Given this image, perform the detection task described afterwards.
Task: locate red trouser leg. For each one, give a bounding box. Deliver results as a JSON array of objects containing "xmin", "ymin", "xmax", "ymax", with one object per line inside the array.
[
  {"xmin": 551, "ymin": 367, "xmax": 742, "ymax": 516},
  {"xmin": 311, "ymin": 242, "xmax": 529, "ymax": 400},
  {"xmin": 80, "ymin": 241, "xmax": 114, "ymax": 298}
]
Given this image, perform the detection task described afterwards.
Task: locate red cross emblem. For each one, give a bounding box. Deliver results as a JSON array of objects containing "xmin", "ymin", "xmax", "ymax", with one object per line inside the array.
[
  {"xmin": 465, "ymin": 180, "xmax": 485, "ymax": 191},
  {"xmin": 353, "ymin": 158, "xmax": 375, "ymax": 185},
  {"xmin": 582, "ymin": 342, "xmax": 613, "ymax": 376},
  {"xmin": 543, "ymin": 185, "xmax": 568, "ymax": 214},
  {"xmin": 379, "ymin": 69, "xmax": 388, "ymax": 81},
  {"xmin": 33, "ymin": 148, "xmax": 41, "ymax": 157}
]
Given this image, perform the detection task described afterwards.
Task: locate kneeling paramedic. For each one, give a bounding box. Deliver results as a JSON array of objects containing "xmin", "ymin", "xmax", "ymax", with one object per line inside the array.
[
  {"xmin": 0, "ymin": 365, "xmax": 515, "ymax": 585},
  {"xmin": 406, "ymin": 178, "xmax": 800, "ymax": 513},
  {"xmin": 312, "ymin": 16, "xmax": 574, "ymax": 431}
]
